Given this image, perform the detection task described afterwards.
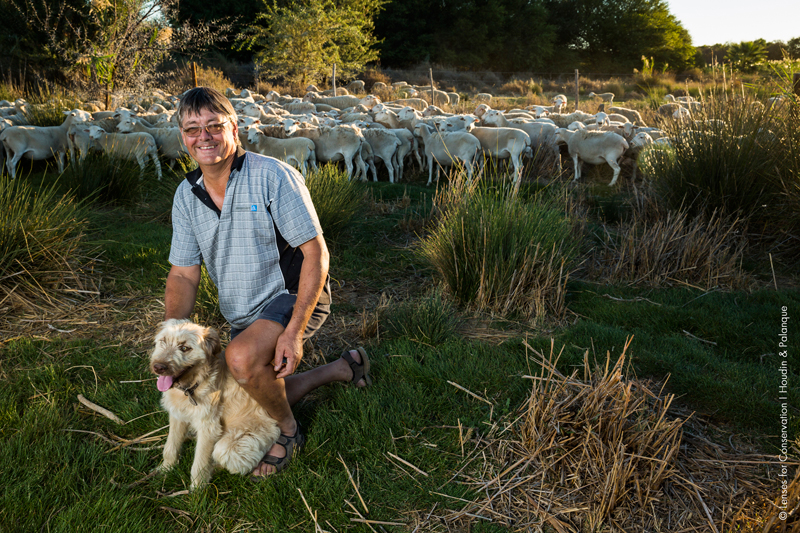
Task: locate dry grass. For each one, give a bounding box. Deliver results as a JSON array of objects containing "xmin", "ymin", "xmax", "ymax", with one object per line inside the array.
[
  {"xmin": 588, "ymin": 206, "xmax": 752, "ymax": 290},
  {"xmin": 411, "ymin": 339, "xmax": 799, "ymax": 533}
]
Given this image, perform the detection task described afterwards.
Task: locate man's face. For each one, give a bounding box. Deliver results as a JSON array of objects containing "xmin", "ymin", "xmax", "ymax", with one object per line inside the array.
[{"xmin": 180, "ymin": 108, "xmax": 238, "ymax": 170}]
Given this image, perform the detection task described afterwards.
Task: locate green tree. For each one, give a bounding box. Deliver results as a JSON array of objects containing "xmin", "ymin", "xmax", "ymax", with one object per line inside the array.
[
  {"xmin": 236, "ymin": 0, "xmax": 385, "ymax": 86},
  {"xmin": 544, "ymin": 0, "xmax": 695, "ymax": 73},
  {"xmin": 374, "ymin": 0, "xmax": 556, "ymax": 71},
  {"xmin": 0, "ymin": 0, "xmax": 229, "ymax": 91},
  {"xmin": 786, "ymin": 36, "xmax": 800, "ymax": 59},
  {"xmin": 727, "ymin": 40, "xmax": 767, "ymax": 72}
]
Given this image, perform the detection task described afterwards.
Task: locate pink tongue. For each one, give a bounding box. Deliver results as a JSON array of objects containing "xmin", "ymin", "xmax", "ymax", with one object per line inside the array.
[{"xmin": 157, "ymin": 375, "xmax": 174, "ymax": 392}]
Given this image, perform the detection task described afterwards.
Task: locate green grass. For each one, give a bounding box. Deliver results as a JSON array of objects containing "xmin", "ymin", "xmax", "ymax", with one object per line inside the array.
[{"xmin": 0, "ymin": 167, "xmax": 797, "ymax": 532}]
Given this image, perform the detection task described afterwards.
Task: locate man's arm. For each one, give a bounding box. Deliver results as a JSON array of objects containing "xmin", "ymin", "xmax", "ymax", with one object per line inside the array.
[
  {"xmin": 164, "ymin": 264, "xmax": 202, "ymax": 321},
  {"xmin": 273, "ymin": 234, "xmax": 329, "ymax": 378}
]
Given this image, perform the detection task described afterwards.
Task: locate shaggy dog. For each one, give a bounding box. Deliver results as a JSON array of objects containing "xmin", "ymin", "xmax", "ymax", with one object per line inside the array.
[{"xmin": 149, "ymin": 319, "xmax": 280, "ymax": 489}]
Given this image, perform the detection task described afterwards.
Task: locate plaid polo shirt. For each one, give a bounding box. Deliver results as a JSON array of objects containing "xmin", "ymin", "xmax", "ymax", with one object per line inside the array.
[{"xmin": 169, "ymin": 148, "xmax": 323, "ymax": 329}]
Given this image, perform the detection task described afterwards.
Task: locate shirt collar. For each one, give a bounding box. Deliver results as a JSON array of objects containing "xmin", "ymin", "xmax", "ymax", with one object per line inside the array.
[{"xmin": 185, "ymin": 146, "xmax": 247, "ymax": 187}]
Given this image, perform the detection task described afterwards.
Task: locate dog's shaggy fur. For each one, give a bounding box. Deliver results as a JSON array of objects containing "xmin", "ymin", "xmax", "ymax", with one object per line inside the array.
[{"xmin": 149, "ymin": 319, "xmax": 280, "ymax": 489}]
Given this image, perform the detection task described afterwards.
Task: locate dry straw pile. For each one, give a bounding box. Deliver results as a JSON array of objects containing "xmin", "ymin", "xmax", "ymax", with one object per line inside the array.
[{"xmin": 414, "ymin": 338, "xmax": 798, "ymax": 532}]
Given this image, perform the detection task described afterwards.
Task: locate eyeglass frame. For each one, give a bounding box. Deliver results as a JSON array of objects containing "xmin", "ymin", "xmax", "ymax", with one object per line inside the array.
[{"xmin": 181, "ymin": 119, "xmax": 232, "ymax": 138}]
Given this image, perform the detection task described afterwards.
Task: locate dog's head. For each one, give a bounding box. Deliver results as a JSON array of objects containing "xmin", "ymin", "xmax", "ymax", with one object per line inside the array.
[{"xmin": 149, "ymin": 319, "xmax": 222, "ymax": 392}]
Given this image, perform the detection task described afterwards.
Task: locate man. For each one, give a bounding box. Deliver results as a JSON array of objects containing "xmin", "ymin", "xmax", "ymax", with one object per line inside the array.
[{"xmin": 164, "ymin": 87, "xmax": 371, "ymax": 477}]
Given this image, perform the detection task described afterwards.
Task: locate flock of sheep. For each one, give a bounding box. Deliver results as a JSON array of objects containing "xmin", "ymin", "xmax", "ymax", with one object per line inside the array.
[{"xmin": 0, "ymin": 79, "xmax": 729, "ymax": 187}]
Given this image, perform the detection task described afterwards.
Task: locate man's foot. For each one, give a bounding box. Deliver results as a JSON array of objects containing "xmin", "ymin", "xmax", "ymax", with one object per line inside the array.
[
  {"xmin": 341, "ymin": 347, "xmax": 372, "ymax": 388},
  {"xmin": 251, "ymin": 422, "xmax": 304, "ymax": 478}
]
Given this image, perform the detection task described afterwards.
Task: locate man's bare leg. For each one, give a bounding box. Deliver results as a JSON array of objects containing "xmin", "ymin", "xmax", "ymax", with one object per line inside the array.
[{"xmin": 225, "ymin": 319, "xmax": 368, "ymax": 476}]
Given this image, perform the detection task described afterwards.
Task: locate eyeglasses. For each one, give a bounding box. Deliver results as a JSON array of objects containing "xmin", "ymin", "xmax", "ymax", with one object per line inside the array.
[{"xmin": 182, "ymin": 120, "xmax": 230, "ymax": 137}]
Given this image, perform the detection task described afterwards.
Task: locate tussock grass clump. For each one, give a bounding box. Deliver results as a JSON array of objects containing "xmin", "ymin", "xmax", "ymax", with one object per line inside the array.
[
  {"xmin": 498, "ymin": 78, "xmax": 541, "ymax": 96},
  {"xmin": 304, "ymin": 163, "xmax": 364, "ymax": 242},
  {"xmin": 436, "ymin": 340, "xmax": 785, "ymax": 533},
  {"xmin": 382, "ymin": 286, "xmax": 460, "ymax": 345},
  {"xmin": 0, "ymin": 175, "xmax": 93, "ymax": 313},
  {"xmin": 193, "ymin": 264, "xmax": 225, "ymax": 330},
  {"xmin": 589, "ymin": 207, "xmax": 751, "ymax": 289},
  {"xmin": 58, "ymin": 152, "xmax": 167, "ymax": 206},
  {"xmin": 419, "ymin": 181, "xmax": 578, "ymax": 323},
  {"xmin": 640, "ymin": 97, "xmax": 800, "ymax": 243}
]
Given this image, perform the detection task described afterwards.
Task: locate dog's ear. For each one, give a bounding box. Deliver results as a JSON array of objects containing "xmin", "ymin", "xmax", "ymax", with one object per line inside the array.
[{"xmin": 203, "ymin": 327, "xmax": 222, "ymax": 357}]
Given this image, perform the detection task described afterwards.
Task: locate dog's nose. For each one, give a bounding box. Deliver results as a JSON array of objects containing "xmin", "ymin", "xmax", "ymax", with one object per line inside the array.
[{"xmin": 153, "ymin": 363, "xmax": 168, "ymax": 374}]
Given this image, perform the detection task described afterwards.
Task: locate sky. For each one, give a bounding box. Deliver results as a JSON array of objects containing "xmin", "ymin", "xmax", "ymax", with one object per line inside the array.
[{"xmin": 666, "ymin": 0, "xmax": 800, "ymax": 46}]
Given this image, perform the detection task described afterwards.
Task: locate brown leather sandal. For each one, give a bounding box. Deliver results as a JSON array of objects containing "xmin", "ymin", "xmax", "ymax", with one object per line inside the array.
[
  {"xmin": 251, "ymin": 423, "xmax": 305, "ymax": 478},
  {"xmin": 342, "ymin": 347, "xmax": 372, "ymax": 387}
]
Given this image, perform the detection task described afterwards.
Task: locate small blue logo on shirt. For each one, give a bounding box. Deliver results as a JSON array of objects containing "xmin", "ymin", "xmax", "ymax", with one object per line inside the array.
[{"xmin": 251, "ymin": 205, "xmax": 258, "ymax": 212}]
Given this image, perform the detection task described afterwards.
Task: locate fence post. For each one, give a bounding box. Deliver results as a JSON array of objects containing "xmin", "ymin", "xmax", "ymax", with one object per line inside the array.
[
  {"xmin": 192, "ymin": 62, "xmax": 198, "ymax": 88},
  {"xmin": 430, "ymin": 68, "xmax": 435, "ymax": 105},
  {"xmin": 794, "ymin": 73, "xmax": 800, "ymax": 97},
  {"xmin": 332, "ymin": 63, "xmax": 337, "ymax": 94},
  {"xmin": 574, "ymin": 69, "xmax": 579, "ymax": 111}
]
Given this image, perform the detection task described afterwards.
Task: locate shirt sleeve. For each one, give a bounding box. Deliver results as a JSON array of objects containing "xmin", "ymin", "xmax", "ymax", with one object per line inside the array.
[
  {"xmin": 168, "ymin": 183, "xmax": 203, "ymax": 267},
  {"xmin": 268, "ymin": 161, "xmax": 323, "ymax": 248}
]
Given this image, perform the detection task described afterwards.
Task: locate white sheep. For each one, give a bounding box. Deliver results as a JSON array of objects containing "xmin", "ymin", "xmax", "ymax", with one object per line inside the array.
[
  {"xmin": 116, "ymin": 118, "xmax": 186, "ymax": 166},
  {"xmin": 413, "ymin": 123, "xmax": 481, "ymax": 186},
  {"xmin": 416, "ymin": 87, "xmax": 450, "ymax": 106},
  {"xmin": 1, "ymin": 109, "xmax": 92, "ymax": 179},
  {"xmin": 246, "ymin": 127, "xmax": 317, "ymax": 175},
  {"xmin": 608, "ymin": 106, "xmax": 645, "ymax": 125},
  {"xmin": 552, "ymin": 94, "xmax": 568, "ymax": 113},
  {"xmin": 474, "ymin": 93, "xmax": 493, "ymax": 104},
  {"xmin": 587, "ymin": 92, "xmax": 615, "ymax": 105},
  {"xmin": 358, "ymin": 128, "xmax": 401, "ymax": 182},
  {"xmin": 554, "ymin": 128, "xmax": 629, "ymax": 186},
  {"xmin": 469, "ymin": 126, "xmax": 531, "ymax": 183},
  {"xmin": 286, "ymin": 121, "xmax": 364, "ymax": 179},
  {"xmin": 346, "ymin": 80, "xmax": 366, "ymax": 94},
  {"xmin": 302, "ymin": 93, "xmax": 362, "ymax": 110},
  {"xmin": 481, "ymin": 110, "xmax": 560, "ymax": 162},
  {"xmin": 85, "ymin": 125, "xmax": 162, "ymax": 179}
]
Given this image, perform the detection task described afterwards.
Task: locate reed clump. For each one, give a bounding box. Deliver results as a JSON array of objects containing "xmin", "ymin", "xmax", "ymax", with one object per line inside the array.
[
  {"xmin": 588, "ymin": 207, "xmax": 751, "ymax": 289},
  {"xmin": 430, "ymin": 339, "xmax": 792, "ymax": 533},
  {"xmin": 419, "ymin": 180, "xmax": 578, "ymax": 324},
  {"xmin": 304, "ymin": 163, "xmax": 365, "ymax": 242},
  {"xmin": 0, "ymin": 175, "xmax": 95, "ymax": 314}
]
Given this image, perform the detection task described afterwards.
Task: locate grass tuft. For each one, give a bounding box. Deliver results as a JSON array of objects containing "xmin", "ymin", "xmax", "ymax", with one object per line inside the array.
[
  {"xmin": 0, "ymin": 174, "xmax": 93, "ymax": 313},
  {"xmin": 382, "ymin": 286, "xmax": 460, "ymax": 345},
  {"xmin": 304, "ymin": 163, "xmax": 365, "ymax": 242},
  {"xmin": 588, "ymin": 206, "xmax": 752, "ymax": 289},
  {"xmin": 420, "ymin": 179, "xmax": 579, "ymax": 324}
]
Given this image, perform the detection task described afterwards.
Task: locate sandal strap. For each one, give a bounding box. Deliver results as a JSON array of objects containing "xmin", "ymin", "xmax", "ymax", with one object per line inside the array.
[
  {"xmin": 260, "ymin": 423, "xmax": 304, "ymax": 472},
  {"xmin": 342, "ymin": 350, "xmax": 364, "ymax": 384}
]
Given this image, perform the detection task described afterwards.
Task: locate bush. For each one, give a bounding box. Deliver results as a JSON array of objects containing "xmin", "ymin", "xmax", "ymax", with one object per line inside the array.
[
  {"xmin": 498, "ymin": 78, "xmax": 542, "ymax": 96},
  {"xmin": 419, "ymin": 181, "xmax": 579, "ymax": 324},
  {"xmin": 0, "ymin": 174, "xmax": 92, "ymax": 312},
  {"xmin": 58, "ymin": 152, "xmax": 170, "ymax": 207},
  {"xmin": 639, "ymin": 97, "xmax": 800, "ymax": 242},
  {"xmin": 382, "ymin": 286, "xmax": 460, "ymax": 344},
  {"xmin": 304, "ymin": 163, "xmax": 365, "ymax": 242},
  {"xmin": 588, "ymin": 207, "xmax": 751, "ymax": 289}
]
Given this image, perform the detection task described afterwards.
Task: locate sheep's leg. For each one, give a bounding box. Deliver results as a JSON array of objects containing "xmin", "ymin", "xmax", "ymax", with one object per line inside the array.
[
  {"xmin": 7, "ymin": 148, "xmax": 25, "ymax": 179},
  {"xmin": 384, "ymin": 156, "xmax": 395, "ymax": 184},
  {"xmin": 426, "ymin": 157, "xmax": 433, "ymax": 186},
  {"xmin": 152, "ymin": 153, "xmax": 163, "ymax": 180},
  {"xmin": 56, "ymin": 151, "xmax": 66, "ymax": 175},
  {"xmin": 607, "ymin": 158, "xmax": 622, "ymax": 186},
  {"xmin": 572, "ymin": 154, "xmax": 581, "ymax": 182},
  {"xmin": 369, "ymin": 160, "xmax": 378, "ymax": 182}
]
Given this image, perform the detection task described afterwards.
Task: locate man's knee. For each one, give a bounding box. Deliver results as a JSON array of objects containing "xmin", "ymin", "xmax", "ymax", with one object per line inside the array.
[{"xmin": 225, "ymin": 341, "xmax": 262, "ymax": 384}]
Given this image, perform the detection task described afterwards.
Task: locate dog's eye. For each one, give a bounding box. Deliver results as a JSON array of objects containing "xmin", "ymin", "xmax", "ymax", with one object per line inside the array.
[{"xmin": 178, "ymin": 345, "xmax": 191, "ymax": 353}]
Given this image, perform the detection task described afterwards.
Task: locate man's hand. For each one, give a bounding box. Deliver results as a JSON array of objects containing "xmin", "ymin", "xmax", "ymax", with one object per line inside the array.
[{"xmin": 272, "ymin": 328, "xmax": 304, "ymax": 379}]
